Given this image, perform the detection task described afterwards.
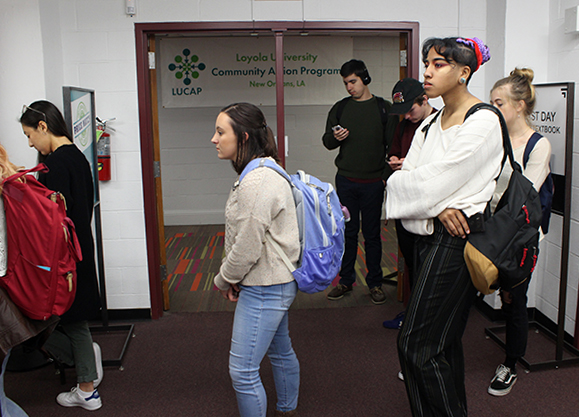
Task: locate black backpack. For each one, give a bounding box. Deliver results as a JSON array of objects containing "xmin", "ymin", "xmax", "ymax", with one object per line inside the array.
[
  {"xmin": 462, "ymin": 103, "xmax": 543, "ymax": 294},
  {"xmin": 523, "ymin": 132, "xmax": 554, "ymax": 234}
]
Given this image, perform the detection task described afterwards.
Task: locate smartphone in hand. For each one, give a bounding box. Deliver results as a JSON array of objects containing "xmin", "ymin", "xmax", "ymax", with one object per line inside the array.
[{"xmin": 332, "ymin": 125, "xmax": 343, "ymax": 132}]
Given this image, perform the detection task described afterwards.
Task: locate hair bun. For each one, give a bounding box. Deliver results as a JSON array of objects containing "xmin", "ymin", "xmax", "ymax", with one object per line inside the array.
[
  {"xmin": 457, "ymin": 37, "xmax": 490, "ymax": 71},
  {"xmin": 471, "ymin": 38, "xmax": 491, "ymax": 66},
  {"xmin": 510, "ymin": 67, "xmax": 534, "ymax": 83}
]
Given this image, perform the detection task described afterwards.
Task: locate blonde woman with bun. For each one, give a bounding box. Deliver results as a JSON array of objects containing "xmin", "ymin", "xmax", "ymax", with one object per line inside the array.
[{"xmin": 488, "ymin": 68, "xmax": 552, "ymax": 397}]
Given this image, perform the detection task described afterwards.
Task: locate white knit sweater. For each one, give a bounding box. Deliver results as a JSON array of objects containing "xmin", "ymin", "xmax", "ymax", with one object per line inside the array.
[
  {"xmin": 214, "ymin": 161, "xmax": 300, "ymax": 291},
  {"xmin": 386, "ymin": 108, "xmax": 503, "ymax": 235}
]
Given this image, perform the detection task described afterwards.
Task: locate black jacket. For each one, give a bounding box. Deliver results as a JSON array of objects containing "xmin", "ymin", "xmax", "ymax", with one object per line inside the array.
[{"xmin": 39, "ymin": 144, "xmax": 101, "ymax": 323}]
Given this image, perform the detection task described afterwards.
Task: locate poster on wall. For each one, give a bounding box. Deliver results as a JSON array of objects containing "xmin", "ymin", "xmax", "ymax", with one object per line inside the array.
[
  {"xmin": 159, "ymin": 36, "xmax": 353, "ymax": 108},
  {"xmin": 63, "ymin": 88, "xmax": 97, "ymax": 181}
]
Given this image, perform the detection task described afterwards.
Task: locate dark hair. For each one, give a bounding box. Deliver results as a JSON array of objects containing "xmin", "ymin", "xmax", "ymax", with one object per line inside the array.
[
  {"xmin": 492, "ymin": 67, "xmax": 536, "ymax": 125},
  {"xmin": 422, "ymin": 37, "xmax": 479, "ymax": 84},
  {"xmin": 220, "ymin": 103, "xmax": 279, "ymax": 174},
  {"xmin": 414, "ymin": 93, "xmax": 427, "ymax": 106},
  {"xmin": 340, "ymin": 59, "xmax": 370, "ymax": 81},
  {"xmin": 20, "ymin": 100, "xmax": 72, "ymax": 142}
]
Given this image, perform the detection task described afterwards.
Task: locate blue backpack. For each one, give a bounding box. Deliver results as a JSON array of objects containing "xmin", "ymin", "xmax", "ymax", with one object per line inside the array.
[
  {"xmin": 523, "ymin": 132, "xmax": 554, "ymax": 234},
  {"xmin": 238, "ymin": 158, "xmax": 345, "ymax": 293}
]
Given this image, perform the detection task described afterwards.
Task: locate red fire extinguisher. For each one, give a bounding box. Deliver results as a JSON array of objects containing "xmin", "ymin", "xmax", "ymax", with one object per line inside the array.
[{"xmin": 96, "ymin": 117, "xmax": 115, "ymax": 181}]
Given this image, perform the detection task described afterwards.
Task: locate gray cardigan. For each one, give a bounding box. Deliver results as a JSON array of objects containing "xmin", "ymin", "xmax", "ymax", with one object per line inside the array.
[{"xmin": 214, "ymin": 162, "xmax": 300, "ymax": 291}]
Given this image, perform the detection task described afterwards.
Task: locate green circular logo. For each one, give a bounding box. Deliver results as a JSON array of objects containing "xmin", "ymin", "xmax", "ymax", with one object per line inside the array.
[{"xmin": 76, "ymin": 102, "xmax": 89, "ymax": 147}]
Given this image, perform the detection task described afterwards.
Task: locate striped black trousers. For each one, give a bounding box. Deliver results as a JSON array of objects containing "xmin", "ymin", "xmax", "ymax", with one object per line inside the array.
[{"xmin": 398, "ymin": 219, "xmax": 478, "ymax": 417}]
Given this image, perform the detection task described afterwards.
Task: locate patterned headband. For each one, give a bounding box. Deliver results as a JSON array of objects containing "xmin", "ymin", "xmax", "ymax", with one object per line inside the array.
[{"xmin": 456, "ymin": 37, "xmax": 491, "ymax": 72}]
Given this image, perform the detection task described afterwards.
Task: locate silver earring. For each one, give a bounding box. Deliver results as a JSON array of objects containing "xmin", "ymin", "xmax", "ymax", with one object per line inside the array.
[{"xmin": 460, "ymin": 77, "xmax": 466, "ymax": 84}]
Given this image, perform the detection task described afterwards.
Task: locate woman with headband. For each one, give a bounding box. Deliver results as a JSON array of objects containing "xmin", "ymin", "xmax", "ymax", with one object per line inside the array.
[
  {"xmin": 386, "ymin": 37, "xmax": 502, "ymax": 416},
  {"xmin": 21, "ymin": 101, "xmax": 103, "ymax": 411}
]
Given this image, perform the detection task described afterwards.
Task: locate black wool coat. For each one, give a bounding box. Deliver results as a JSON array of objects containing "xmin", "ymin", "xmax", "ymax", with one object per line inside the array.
[{"xmin": 38, "ymin": 144, "xmax": 101, "ymax": 323}]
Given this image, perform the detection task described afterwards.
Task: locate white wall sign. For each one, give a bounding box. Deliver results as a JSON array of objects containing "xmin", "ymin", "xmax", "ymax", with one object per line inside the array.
[
  {"xmin": 532, "ymin": 84, "xmax": 569, "ymax": 176},
  {"xmin": 71, "ymin": 95, "xmax": 93, "ymax": 153},
  {"xmin": 159, "ymin": 36, "xmax": 353, "ymax": 108}
]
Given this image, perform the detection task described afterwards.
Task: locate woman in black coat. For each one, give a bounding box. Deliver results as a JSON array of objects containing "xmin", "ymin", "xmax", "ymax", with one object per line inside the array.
[{"xmin": 21, "ymin": 101, "xmax": 102, "ymax": 411}]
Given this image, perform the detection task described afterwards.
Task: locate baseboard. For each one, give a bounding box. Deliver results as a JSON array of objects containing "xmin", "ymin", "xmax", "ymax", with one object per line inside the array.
[{"xmin": 532, "ymin": 309, "xmax": 575, "ymax": 346}]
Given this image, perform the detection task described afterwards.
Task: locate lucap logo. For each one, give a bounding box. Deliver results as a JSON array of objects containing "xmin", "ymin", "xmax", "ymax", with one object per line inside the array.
[{"xmin": 169, "ymin": 49, "xmax": 206, "ymax": 85}]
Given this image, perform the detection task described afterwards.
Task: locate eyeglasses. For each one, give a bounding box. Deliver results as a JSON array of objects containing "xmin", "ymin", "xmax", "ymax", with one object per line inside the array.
[{"xmin": 21, "ymin": 105, "xmax": 47, "ymax": 121}]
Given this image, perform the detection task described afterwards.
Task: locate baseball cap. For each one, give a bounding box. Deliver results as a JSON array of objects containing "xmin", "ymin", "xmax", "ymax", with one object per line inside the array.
[{"xmin": 390, "ymin": 78, "xmax": 425, "ymax": 115}]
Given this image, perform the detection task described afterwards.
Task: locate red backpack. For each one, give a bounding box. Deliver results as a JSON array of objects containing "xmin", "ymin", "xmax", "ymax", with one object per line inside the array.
[{"xmin": 0, "ymin": 164, "xmax": 82, "ymax": 320}]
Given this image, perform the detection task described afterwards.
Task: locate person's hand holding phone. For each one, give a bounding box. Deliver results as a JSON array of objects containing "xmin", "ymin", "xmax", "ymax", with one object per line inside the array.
[
  {"xmin": 332, "ymin": 125, "xmax": 349, "ymax": 141},
  {"xmin": 388, "ymin": 156, "xmax": 404, "ymax": 171}
]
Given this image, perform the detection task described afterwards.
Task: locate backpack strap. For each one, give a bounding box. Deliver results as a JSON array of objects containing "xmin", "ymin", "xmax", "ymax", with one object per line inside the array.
[
  {"xmin": 2, "ymin": 163, "xmax": 48, "ymax": 185},
  {"xmin": 464, "ymin": 102, "xmax": 517, "ymax": 177},
  {"xmin": 236, "ymin": 158, "xmax": 291, "ymax": 188},
  {"xmin": 420, "ymin": 109, "xmax": 442, "ymax": 139},
  {"xmin": 522, "ymin": 132, "xmax": 543, "ymax": 169},
  {"xmin": 265, "ymin": 233, "xmax": 296, "ymax": 272},
  {"xmin": 375, "ymin": 96, "xmax": 390, "ymax": 128},
  {"xmin": 335, "ymin": 97, "xmax": 351, "ymax": 125}
]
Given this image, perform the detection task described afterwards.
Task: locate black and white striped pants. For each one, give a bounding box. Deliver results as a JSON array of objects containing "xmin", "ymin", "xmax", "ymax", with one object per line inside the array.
[{"xmin": 398, "ymin": 219, "xmax": 478, "ymax": 417}]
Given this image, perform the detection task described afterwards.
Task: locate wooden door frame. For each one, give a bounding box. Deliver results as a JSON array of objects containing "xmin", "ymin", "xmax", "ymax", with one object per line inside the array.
[{"xmin": 135, "ymin": 21, "xmax": 420, "ymax": 319}]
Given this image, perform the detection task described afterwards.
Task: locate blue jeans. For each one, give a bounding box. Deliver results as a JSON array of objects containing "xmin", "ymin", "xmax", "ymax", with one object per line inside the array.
[
  {"xmin": 229, "ymin": 282, "xmax": 299, "ymax": 417},
  {"xmin": 1, "ymin": 350, "xmax": 29, "ymax": 417}
]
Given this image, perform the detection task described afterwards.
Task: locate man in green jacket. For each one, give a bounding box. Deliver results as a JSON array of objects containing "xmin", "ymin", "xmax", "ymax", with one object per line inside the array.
[{"xmin": 322, "ymin": 59, "xmax": 396, "ymax": 305}]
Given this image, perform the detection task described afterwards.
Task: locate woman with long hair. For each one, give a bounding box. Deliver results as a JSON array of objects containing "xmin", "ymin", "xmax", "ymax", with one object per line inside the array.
[
  {"xmin": 21, "ymin": 101, "xmax": 102, "ymax": 411},
  {"xmin": 487, "ymin": 68, "xmax": 552, "ymax": 396},
  {"xmin": 386, "ymin": 37, "xmax": 502, "ymax": 416},
  {"xmin": 211, "ymin": 103, "xmax": 300, "ymax": 417}
]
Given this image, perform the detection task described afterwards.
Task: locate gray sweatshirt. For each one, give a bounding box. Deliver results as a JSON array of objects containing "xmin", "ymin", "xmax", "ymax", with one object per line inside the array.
[{"xmin": 214, "ymin": 161, "xmax": 300, "ymax": 291}]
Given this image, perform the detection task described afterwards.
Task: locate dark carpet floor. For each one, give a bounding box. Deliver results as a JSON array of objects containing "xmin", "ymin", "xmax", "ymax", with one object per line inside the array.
[{"xmin": 5, "ymin": 303, "xmax": 579, "ymax": 416}]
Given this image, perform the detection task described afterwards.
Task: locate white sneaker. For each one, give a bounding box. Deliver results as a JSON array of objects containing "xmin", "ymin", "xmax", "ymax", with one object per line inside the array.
[
  {"xmin": 93, "ymin": 342, "xmax": 103, "ymax": 388},
  {"xmin": 398, "ymin": 371, "xmax": 404, "ymax": 381},
  {"xmin": 56, "ymin": 385, "xmax": 102, "ymax": 410}
]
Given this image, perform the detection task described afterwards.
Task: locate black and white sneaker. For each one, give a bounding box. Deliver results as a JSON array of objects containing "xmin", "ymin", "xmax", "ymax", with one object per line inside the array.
[{"xmin": 488, "ymin": 364, "xmax": 517, "ymax": 396}]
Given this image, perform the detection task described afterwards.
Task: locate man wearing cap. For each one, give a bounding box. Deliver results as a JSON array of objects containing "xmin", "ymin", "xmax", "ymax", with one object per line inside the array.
[
  {"xmin": 322, "ymin": 59, "xmax": 397, "ymax": 305},
  {"xmin": 383, "ymin": 78, "xmax": 437, "ymax": 330}
]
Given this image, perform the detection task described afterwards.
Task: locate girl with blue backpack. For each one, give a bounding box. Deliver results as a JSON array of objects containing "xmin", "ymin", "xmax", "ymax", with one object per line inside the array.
[
  {"xmin": 211, "ymin": 103, "xmax": 300, "ymax": 417},
  {"xmin": 488, "ymin": 68, "xmax": 553, "ymax": 397}
]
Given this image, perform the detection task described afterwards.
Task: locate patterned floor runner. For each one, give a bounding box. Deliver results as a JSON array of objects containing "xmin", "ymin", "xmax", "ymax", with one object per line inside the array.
[{"xmin": 165, "ymin": 223, "xmax": 401, "ymax": 312}]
